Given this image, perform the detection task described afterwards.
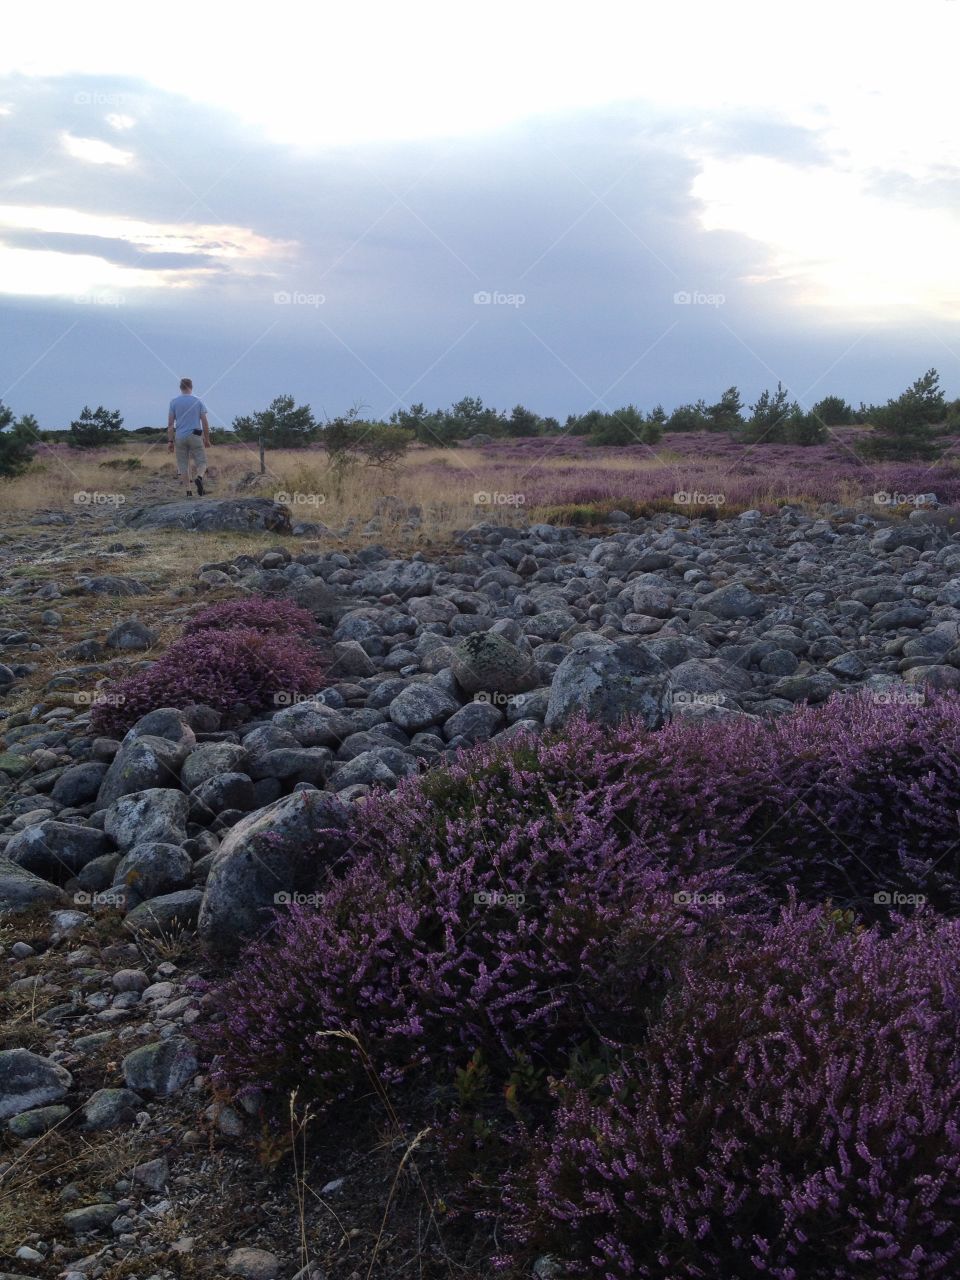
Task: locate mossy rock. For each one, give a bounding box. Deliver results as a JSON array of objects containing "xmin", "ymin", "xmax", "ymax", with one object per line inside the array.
[{"xmin": 0, "ymin": 752, "xmax": 31, "ymax": 778}]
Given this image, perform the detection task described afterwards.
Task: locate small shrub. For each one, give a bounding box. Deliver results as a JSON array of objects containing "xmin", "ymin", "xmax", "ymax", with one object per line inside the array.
[
  {"xmin": 69, "ymin": 404, "xmax": 124, "ymax": 449},
  {"xmin": 506, "ymin": 905, "xmax": 960, "ymax": 1278},
  {"xmin": 98, "ymin": 457, "xmax": 142, "ymax": 470},
  {"xmin": 182, "ymin": 594, "xmax": 318, "ymax": 638},
  {"xmin": 89, "ymin": 626, "xmax": 327, "ymax": 736}
]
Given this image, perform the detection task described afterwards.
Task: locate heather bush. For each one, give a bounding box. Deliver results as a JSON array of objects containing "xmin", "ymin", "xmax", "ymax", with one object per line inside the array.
[
  {"xmin": 505, "ymin": 904, "xmax": 960, "ymax": 1278},
  {"xmin": 598, "ymin": 691, "xmax": 960, "ymax": 913},
  {"xmin": 208, "ymin": 693, "xmax": 960, "ymax": 1110},
  {"xmin": 89, "ymin": 626, "xmax": 327, "ymax": 736},
  {"xmin": 205, "ymin": 735, "xmax": 752, "ymax": 1103},
  {"xmin": 182, "ymin": 594, "xmax": 318, "ymax": 638},
  {"xmin": 203, "ymin": 692, "xmax": 960, "ymax": 1273}
]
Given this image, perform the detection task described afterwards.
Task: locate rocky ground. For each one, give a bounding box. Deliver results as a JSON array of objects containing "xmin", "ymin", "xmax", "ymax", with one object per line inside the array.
[{"xmin": 2, "ymin": 487, "xmax": 960, "ymax": 1278}]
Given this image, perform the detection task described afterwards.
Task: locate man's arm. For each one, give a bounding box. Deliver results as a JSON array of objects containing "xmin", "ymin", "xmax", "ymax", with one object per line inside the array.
[
  {"xmin": 201, "ymin": 411, "xmax": 211, "ymax": 447},
  {"xmin": 167, "ymin": 410, "xmax": 175, "ymax": 451}
]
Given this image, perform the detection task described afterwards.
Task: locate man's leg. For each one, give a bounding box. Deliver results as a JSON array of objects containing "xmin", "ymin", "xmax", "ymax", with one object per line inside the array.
[
  {"xmin": 174, "ymin": 437, "xmax": 192, "ymax": 495},
  {"xmin": 191, "ymin": 436, "xmax": 208, "ymax": 495}
]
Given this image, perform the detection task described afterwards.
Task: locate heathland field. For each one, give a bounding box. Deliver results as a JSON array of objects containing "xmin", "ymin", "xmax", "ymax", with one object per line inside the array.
[
  {"xmin": 3, "ymin": 428, "xmax": 960, "ymax": 529},
  {"xmin": 2, "ymin": 428, "xmax": 960, "ymax": 1279}
]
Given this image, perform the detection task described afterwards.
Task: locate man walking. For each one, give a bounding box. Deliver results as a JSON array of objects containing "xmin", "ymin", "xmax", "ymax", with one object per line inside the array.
[{"xmin": 167, "ymin": 377, "xmax": 211, "ymax": 496}]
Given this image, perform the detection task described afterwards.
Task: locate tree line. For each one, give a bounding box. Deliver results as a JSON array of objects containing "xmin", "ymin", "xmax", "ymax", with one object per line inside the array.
[{"xmin": 1, "ymin": 369, "xmax": 957, "ymax": 478}]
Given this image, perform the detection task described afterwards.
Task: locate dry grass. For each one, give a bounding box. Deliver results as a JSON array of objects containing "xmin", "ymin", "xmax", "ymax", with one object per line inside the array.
[{"xmin": 0, "ymin": 439, "xmax": 699, "ymax": 542}]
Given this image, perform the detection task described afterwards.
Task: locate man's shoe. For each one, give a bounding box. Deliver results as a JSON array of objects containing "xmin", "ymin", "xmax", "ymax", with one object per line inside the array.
[
  {"xmin": 186, "ymin": 488, "xmax": 193, "ymax": 496},
  {"xmin": 195, "ymin": 475, "xmax": 205, "ymax": 496}
]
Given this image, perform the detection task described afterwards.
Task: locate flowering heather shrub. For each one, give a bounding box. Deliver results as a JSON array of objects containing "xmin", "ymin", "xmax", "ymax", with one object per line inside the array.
[
  {"xmin": 207, "ymin": 692, "xmax": 960, "ymax": 1106},
  {"xmin": 449, "ymin": 432, "xmax": 960, "ymax": 514},
  {"xmin": 204, "ymin": 693, "xmax": 960, "ymax": 1272},
  {"xmin": 182, "ymin": 594, "xmax": 318, "ymax": 638},
  {"xmin": 89, "ymin": 626, "xmax": 327, "ymax": 737},
  {"xmin": 505, "ymin": 904, "xmax": 960, "ymax": 1278},
  {"xmin": 597, "ymin": 690, "xmax": 960, "ymax": 913},
  {"xmin": 205, "ymin": 740, "xmax": 752, "ymax": 1100}
]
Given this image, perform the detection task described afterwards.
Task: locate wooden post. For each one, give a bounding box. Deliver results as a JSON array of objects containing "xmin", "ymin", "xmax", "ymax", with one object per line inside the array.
[{"xmin": 259, "ymin": 430, "xmax": 265, "ymax": 475}]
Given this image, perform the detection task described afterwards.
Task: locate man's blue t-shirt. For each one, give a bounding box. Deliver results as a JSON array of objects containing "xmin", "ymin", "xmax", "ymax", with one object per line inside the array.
[{"xmin": 169, "ymin": 394, "xmax": 207, "ymax": 438}]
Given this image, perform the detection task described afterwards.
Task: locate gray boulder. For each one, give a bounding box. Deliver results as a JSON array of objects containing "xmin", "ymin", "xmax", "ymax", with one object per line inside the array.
[
  {"xmin": 388, "ymin": 683, "xmax": 459, "ymax": 732},
  {"xmin": 82, "ymin": 1087, "xmax": 143, "ymax": 1131},
  {"xmin": 7, "ymin": 1103, "xmax": 71, "ymax": 1138},
  {"xmin": 198, "ymin": 791, "xmax": 352, "ymax": 955},
  {"xmin": 670, "ymin": 658, "xmax": 753, "ymax": 696},
  {"xmin": 124, "ymin": 889, "xmax": 203, "ymax": 935},
  {"xmin": 699, "ymin": 583, "xmax": 766, "ymax": 620},
  {"xmin": 354, "ymin": 559, "xmax": 437, "ymax": 597},
  {"xmin": 64, "ymin": 1202, "xmax": 121, "ymax": 1233},
  {"xmin": 5, "ymin": 822, "xmax": 111, "ymax": 883},
  {"xmin": 545, "ymin": 639, "xmax": 673, "ymax": 730},
  {"xmin": 246, "ymin": 749, "xmax": 332, "ymax": 786},
  {"xmin": 451, "ymin": 632, "xmax": 537, "ymax": 696},
  {"xmin": 771, "ymin": 672, "xmax": 839, "ymax": 703},
  {"xmin": 122, "ymin": 497, "xmax": 292, "ymax": 534},
  {"xmin": 104, "ymin": 789, "xmax": 189, "ymax": 851},
  {"xmin": 270, "ymin": 702, "xmax": 354, "ymax": 747},
  {"xmin": 870, "ymin": 525, "xmax": 930, "ymax": 553},
  {"xmin": 96, "ymin": 734, "xmax": 192, "ymax": 808},
  {"xmin": 329, "ymin": 747, "xmax": 419, "ymax": 790},
  {"xmin": 329, "ymin": 640, "xmax": 377, "ymax": 678},
  {"xmin": 442, "ymin": 700, "xmax": 506, "ymax": 743},
  {"xmin": 122, "ymin": 1037, "xmax": 197, "ymax": 1096},
  {"xmin": 105, "ymin": 619, "xmax": 157, "ymax": 651},
  {"xmin": 75, "ymin": 575, "xmax": 148, "ymax": 597},
  {"xmin": 112, "ymin": 842, "xmax": 193, "ymax": 900},
  {"xmin": 0, "ymin": 1049, "xmax": 72, "ymax": 1120},
  {"xmin": 188, "ymin": 772, "xmax": 256, "ymax": 820},
  {"xmin": 50, "ymin": 761, "xmax": 109, "ymax": 806},
  {"xmin": 180, "ymin": 741, "xmax": 246, "ymax": 791},
  {"xmin": 0, "ymin": 857, "xmax": 68, "ymax": 914}
]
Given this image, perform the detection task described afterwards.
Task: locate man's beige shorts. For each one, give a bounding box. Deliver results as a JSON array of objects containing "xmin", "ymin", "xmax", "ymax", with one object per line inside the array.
[{"xmin": 174, "ymin": 434, "xmax": 207, "ymax": 475}]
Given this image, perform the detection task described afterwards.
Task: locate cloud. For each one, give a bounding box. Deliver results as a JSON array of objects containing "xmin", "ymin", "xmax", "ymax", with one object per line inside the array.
[
  {"xmin": 60, "ymin": 131, "xmax": 134, "ymax": 165},
  {"xmin": 0, "ymin": 68, "xmax": 958, "ymax": 431},
  {"xmin": 0, "ymin": 228, "xmax": 220, "ymax": 270}
]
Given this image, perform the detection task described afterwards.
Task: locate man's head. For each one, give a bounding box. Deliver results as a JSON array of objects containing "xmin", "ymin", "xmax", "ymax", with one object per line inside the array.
[{"xmin": 179, "ymin": 377, "xmax": 193, "ymax": 393}]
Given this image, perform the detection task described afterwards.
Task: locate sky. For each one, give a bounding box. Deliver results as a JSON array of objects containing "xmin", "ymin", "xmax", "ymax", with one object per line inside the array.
[{"xmin": 1, "ymin": 0, "xmax": 959, "ymax": 431}]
